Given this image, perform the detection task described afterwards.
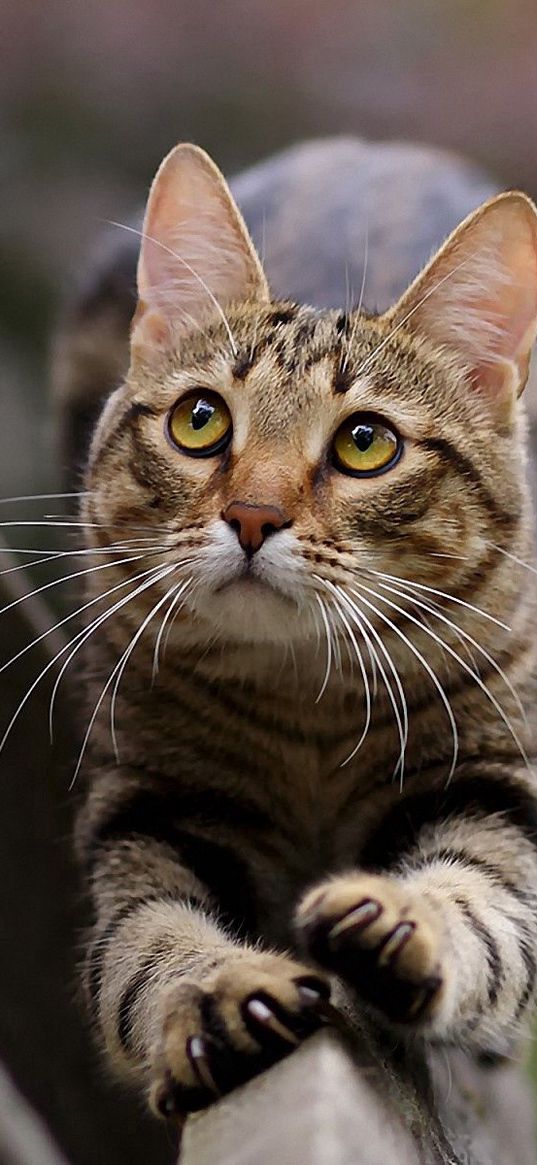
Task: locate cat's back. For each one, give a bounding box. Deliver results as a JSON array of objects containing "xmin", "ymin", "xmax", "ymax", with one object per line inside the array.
[
  {"xmin": 53, "ymin": 135, "xmax": 498, "ymax": 476},
  {"xmin": 231, "ymin": 136, "xmax": 497, "ymax": 311}
]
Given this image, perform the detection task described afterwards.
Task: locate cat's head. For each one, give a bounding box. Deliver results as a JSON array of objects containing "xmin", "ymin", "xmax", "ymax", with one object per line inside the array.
[{"xmin": 84, "ymin": 143, "xmax": 537, "ymax": 649}]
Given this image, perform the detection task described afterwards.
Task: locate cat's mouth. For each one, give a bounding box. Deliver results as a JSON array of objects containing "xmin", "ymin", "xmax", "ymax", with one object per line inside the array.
[
  {"xmin": 215, "ymin": 558, "xmax": 274, "ymax": 592},
  {"xmin": 179, "ymin": 521, "xmax": 314, "ymax": 642}
]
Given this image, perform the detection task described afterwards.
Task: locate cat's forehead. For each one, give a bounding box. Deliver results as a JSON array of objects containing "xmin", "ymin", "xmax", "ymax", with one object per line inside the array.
[{"xmin": 158, "ymin": 301, "xmax": 457, "ymax": 441}]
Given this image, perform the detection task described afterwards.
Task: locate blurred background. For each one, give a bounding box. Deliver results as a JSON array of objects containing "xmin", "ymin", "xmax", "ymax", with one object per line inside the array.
[
  {"xmin": 2, "ymin": 2, "xmax": 537, "ymax": 1163},
  {"xmin": 3, "ymin": 0, "xmax": 537, "ymax": 501}
]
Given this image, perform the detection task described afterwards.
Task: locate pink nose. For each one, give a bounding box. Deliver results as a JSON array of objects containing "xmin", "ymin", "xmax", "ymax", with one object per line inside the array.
[{"xmin": 222, "ymin": 501, "xmax": 290, "ymax": 556}]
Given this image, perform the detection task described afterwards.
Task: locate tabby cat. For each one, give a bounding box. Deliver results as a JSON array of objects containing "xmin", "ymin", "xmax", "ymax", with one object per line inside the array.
[{"xmin": 76, "ymin": 142, "xmax": 537, "ymax": 1122}]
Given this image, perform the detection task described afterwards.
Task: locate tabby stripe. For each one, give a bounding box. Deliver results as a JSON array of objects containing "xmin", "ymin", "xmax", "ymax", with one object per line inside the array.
[
  {"xmin": 117, "ymin": 944, "xmax": 168, "ymax": 1054},
  {"xmin": 118, "ymin": 618, "xmax": 522, "ymax": 758},
  {"xmin": 420, "ymin": 437, "xmax": 520, "ymax": 528},
  {"xmin": 89, "ymin": 786, "xmax": 273, "ymax": 845},
  {"xmin": 455, "ymin": 898, "xmax": 503, "ymax": 1008},
  {"xmin": 514, "ymin": 937, "xmax": 537, "ymax": 1020},
  {"xmin": 87, "ymin": 895, "xmax": 175, "ymax": 1018},
  {"xmin": 411, "ymin": 846, "xmax": 533, "ymax": 907},
  {"xmin": 333, "ymin": 353, "xmax": 354, "ymax": 395},
  {"xmin": 360, "ymin": 775, "xmax": 537, "ymax": 871},
  {"xmin": 159, "ymin": 659, "xmax": 353, "ymax": 750},
  {"xmin": 86, "ymin": 792, "xmax": 260, "ymax": 934},
  {"xmin": 88, "ymin": 401, "xmax": 157, "ymax": 475}
]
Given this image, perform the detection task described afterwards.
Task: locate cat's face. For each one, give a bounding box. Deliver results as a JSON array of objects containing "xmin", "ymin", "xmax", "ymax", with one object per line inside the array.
[{"xmin": 84, "ymin": 145, "xmax": 537, "ymax": 650}]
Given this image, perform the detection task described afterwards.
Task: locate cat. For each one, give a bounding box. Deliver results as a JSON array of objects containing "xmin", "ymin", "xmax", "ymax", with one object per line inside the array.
[{"xmin": 75, "ymin": 141, "xmax": 537, "ymax": 1123}]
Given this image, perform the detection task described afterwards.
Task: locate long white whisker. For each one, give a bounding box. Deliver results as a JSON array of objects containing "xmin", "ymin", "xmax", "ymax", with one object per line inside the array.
[
  {"xmin": 370, "ymin": 575, "xmax": 526, "ymax": 729},
  {"xmin": 314, "ymin": 595, "xmax": 333, "ymax": 702},
  {"xmin": 350, "ymin": 582, "xmax": 459, "ymax": 780},
  {"xmin": 0, "ymin": 552, "xmax": 165, "ymax": 618},
  {"xmin": 110, "ymin": 573, "xmax": 188, "ymax": 758},
  {"xmin": 341, "ymin": 221, "xmax": 369, "ymax": 373},
  {"xmin": 66, "ymin": 565, "xmax": 178, "ymax": 784},
  {"xmin": 365, "ymin": 568, "xmax": 510, "ymax": 632},
  {"xmin": 151, "ymin": 578, "xmax": 192, "ymax": 682},
  {"xmin": 334, "ymin": 586, "xmax": 407, "ymax": 783},
  {"xmin": 315, "ymin": 577, "xmax": 371, "ymax": 764},
  {"xmin": 77, "ymin": 566, "xmax": 177, "ymax": 776},
  {"xmin": 487, "ymin": 541, "xmax": 537, "ymax": 577},
  {"xmin": 47, "ymin": 562, "xmax": 179, "ymax": 742},
  {"xmin": 0, "ymin": 492, "xmax": 88, "ymax": 506},
  {"xmin": 351, "ymin": 581, "xmax": 529, "ymax": 774},
  {"xmin": 0, "ymin": 551, "xmax": 173, "ymax": 676},
  {"xmin": 1, "ymin": 562, "xmax": 166, "ymax": 754},
  {"xmin": 0, "ymin": 519, "xmax": 180, "ymax": 536}
]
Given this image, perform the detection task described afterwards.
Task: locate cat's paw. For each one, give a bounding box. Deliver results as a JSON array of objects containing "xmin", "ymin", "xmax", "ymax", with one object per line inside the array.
[
  {"xmin": 149, "ymin": 951, "xmax": 329, "ymax": 1120},
  {"xmin": 295, "ymin": 873, "xmax": 444, "ymax": 1026}
]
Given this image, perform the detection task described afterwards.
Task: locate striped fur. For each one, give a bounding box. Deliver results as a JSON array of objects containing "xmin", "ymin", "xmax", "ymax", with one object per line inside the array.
[{"xmin": 75, "ymin": 144, "xmax": 537, "ymax": 1120}]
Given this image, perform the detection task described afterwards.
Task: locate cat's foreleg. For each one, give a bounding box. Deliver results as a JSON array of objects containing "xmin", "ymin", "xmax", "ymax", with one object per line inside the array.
[
  {"xmin": 78, "ymin": 771, "xmax": 328, "ymax": 1118},
  {"xmin": 296, "ymin": 773, "xmax": 537, "ymax": 1051}
]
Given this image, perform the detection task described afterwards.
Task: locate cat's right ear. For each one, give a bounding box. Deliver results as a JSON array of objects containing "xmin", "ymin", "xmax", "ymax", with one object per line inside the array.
[{"xmin": 131, "ymin": 143, "xmax": 269, "ymax": 359}]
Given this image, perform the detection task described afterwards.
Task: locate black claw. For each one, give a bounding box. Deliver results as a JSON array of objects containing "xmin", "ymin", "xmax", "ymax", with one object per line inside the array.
[
  {"xmin": 294, "ymin": 974, "xmax": 331, "ymax": 1002},
  {"xmin": 186, "ymin": 1034, "xmax": 221, "ymax": 1096},
  {"xmin": 155, "ymin": 1072, "xmax": 214, "ymax": 1120},
  {"xmin": 242, "ymin": 989, "xmax": 323, "ymax": 1053}
]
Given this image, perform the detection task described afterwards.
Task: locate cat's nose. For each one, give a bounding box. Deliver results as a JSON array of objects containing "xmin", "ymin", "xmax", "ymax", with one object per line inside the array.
[{"xmin": 222, "ymin": 501, "xmax": 290, "ymax": 556}]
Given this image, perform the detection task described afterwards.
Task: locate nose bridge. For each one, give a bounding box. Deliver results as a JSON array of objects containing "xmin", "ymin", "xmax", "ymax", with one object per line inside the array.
[{"xmin": 225, "ymin": 450, "xmax": 298, "ymax": 512}]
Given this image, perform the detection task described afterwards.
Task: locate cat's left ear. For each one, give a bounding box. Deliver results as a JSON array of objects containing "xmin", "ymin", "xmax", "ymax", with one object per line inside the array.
[
  {"xmin": 387, "ymin": 191, "xmax": 537, "ymax": 418},
  {"xmin": 132, "ymin": 143, "xmax": 269, "ymax": 356}
]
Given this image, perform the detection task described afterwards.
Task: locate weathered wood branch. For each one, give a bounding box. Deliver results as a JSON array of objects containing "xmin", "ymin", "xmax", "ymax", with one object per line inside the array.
[
  {"xmin": 181, "ymin": 1024, "xmax": 536, "ymax": 1165},
  {"xmin": 0, "ymin": 1064, "xmax": 69, "ymax": 1165}
]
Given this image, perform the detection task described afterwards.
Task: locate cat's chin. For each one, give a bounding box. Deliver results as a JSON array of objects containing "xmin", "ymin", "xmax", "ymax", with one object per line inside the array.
[{"xmin": 185, "ymin": 576, "xmax": 316, "ymax": 645}]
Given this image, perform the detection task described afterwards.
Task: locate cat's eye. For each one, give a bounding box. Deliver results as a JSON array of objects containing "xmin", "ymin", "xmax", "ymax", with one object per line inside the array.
[
  {"xmin": 167, "ymin": 391, "xmax": 232, "ymax": 457},
  {"xmin": 332, "ymin": 413, "xmax": 402, "ymax": 477}
]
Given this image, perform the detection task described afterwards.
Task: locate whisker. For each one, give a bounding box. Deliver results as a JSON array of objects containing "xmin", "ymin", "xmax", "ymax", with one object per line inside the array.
[
  {"xmin": 352, "ymin": 581, "xmax": 529, "ymax": 775},
  {"xmin": 0, "ymin": 551, "xmax": 166, "ymax": 619},
  {"xmin": 365, "ymin": 568, "xmax": 510, "ymax": 632},
  {"xmin": 333, "ymin": 585, "xmax": 408, "ymax": 784},
  {"xmin": 76, "ymin": 565, "xmax": 177, "ymax": 779},
  {"xmin": 1, "ymin": 561, "xmax": 167, "ymax": 755},
  {"xmin": 370, "ymin": 576, "xmax": 526, "ymax": 729},
  {"xmin": 313, "ymin": 594, "xmax": 333, "ymax": 702},
  {"xmin": 342, "ymin": 221, "xmax": 369, "ymax": 373},
  {"xmin": 47, "ymin": 563, "xmax": 174, "ymax": 743},
  {"xmin": 0, "ymin": 519, "xmax": 181, "ymax": 537},
  {"xmin": 110, "ymin": 572, "xmax": 188, "ymax": 758},
  {"xmin": 0, "ymin": 492, "xmax": 88, "ymax": 506},
  {"xmin": 151, "ymin": 578, "xmax": 192, "ymax": 682},
  {"xmin": 350, "ymin": 582, "xmax": 459, "ymax": 780},
  {"xmin": 314, "ymin": 577, "xmax": 371, "ymax": 765},
  {"xmin": 487, "ymin": 541, "xmax": 537, "ymax": 578},
  {"xmin": 0, "ymin": 548, "xmax": 192, "ymax": 676}
]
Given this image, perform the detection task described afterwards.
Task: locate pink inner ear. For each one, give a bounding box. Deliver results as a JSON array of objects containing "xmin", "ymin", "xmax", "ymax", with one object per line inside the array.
[
  {"xmin": 133, "ymin": 144, "xmax": 268, "ymax": 348},
  {"xmin": 391, "ymin": 194, "xmax": 537, "ymax": 407}
]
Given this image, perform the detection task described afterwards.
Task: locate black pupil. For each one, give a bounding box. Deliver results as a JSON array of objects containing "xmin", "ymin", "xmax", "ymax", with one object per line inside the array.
[
  {"xmin": 351, "ymin": 423, "xmax": 375, "ymax": 452},
  {"xmin": 191, "ymin": 399, "xmax": 214, "ymax": 430}
]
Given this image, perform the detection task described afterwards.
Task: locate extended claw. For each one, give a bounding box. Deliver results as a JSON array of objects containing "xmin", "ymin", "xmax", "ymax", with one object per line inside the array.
[
  {"xmin": 186, "ymin": 1035, "xmax": 221, "ymax": 1095},
  {"xmin": 328, "ymin": 899, "xmax": 382, "ymax": 944},
  {"xmin": 246, "ymin": 997, "xmax": 300, "ymax": 1046}
]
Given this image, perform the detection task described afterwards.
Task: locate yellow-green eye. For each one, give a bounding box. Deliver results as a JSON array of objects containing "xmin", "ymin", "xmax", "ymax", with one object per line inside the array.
[
  {"xmin": 332, "ymin": 413, "xmax": 402, "ymax": 477},
  {"xmin": 167, "ymin": 391, "xmax": 232, "ymax": 457}
]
